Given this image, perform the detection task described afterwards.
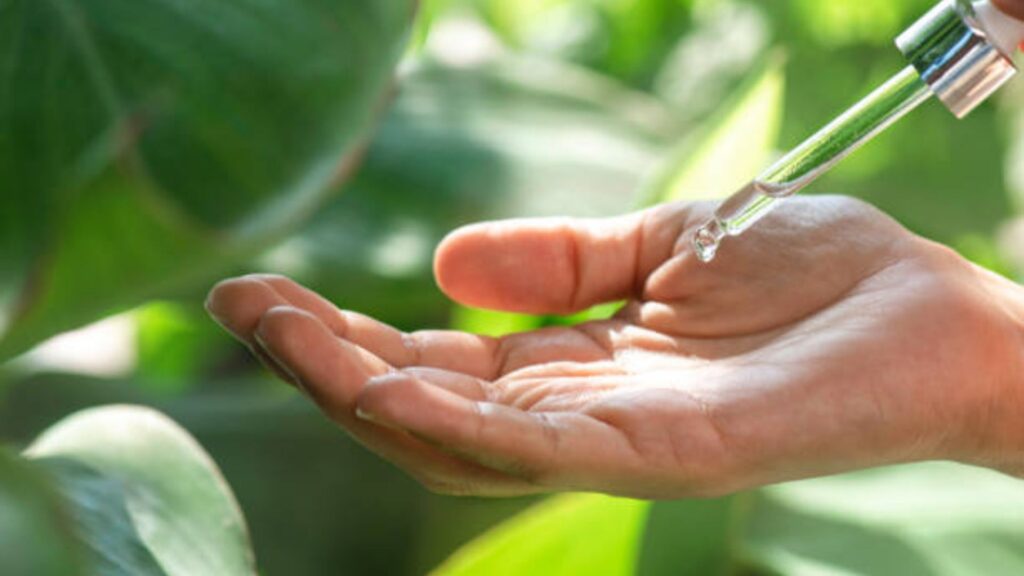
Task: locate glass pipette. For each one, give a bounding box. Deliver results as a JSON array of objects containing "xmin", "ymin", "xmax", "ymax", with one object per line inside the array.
[{"xmin": 692, "ymin": 0, "xmax": 1024, "ymax": 263}]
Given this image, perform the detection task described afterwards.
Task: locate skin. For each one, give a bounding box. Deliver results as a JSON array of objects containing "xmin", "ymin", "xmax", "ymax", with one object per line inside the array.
[
  {"xmin": 994, "ymin": 0, "xmax": 1024, "ymax": 22},
  {"xmin": 207, "ymin": 197, "xmax": 1024, "ymax": 498}
]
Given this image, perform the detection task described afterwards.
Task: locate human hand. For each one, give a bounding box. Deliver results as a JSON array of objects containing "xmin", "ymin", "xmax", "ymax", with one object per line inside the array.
[{"xmin": 207, "ymin": 196, "xmax": 1024, "ymax": 498}]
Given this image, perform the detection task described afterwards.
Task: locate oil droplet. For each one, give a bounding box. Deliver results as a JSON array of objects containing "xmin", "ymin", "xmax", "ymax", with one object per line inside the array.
[{"xmin": 692, "ymin": 220, "xmax": 726, "ymax": 263}]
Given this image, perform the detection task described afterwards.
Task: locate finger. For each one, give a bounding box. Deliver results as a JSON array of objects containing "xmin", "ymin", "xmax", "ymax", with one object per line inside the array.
[
  {"xmin": 355, "ymin": 372, "xmax": 641, "ymax": 490},
  {"xmin": 245, "ymin": 274, "xmax": 347, "ymax": 335},
  {"xmin": 206, "ymin": 276, "xmax": 289, "ymax": 341},
  {"xmin": 275, "ymin": 294, "xmax": 615, "ymax": 379},
  {"xmin": 339, "ymin": 311, "xmax": 501, "ymax": 380},
  {"xmin": 204, "ymin": 277, "xmax": 299, "ymax": 383},
  {"xmin": 341, "ymin": 322, "xmax": 615, "ymax": 379},
  {"xmin": 254, "ymin": 306, "xmax": 540, "ymax": 496},
  {"xmin": 239, "ymin": 275, "xmax": 505, "ymax": 379},
  {"xmin": 210, "ymin": 275, "xmax": 615, "ymax": 384},
  {"xmin": 434, "ymin": 202, "xmax": 707, "ymax": 315},
  {"xmin": 255, "ymin": 305, "xmax": 389, "ymax": 406},
  {"xmin": 403, "ymin": 367, "xmax": 491, "ymax": 401}
]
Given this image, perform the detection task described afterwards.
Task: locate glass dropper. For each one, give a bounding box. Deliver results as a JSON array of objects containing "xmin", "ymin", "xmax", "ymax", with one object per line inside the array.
[
  {"xmin": 692, "ymin": 66, "xmax": 931, "ymax": 262},
  {"xmin": 692, "ymin": 0, "xmax": 1023, "ymax": 263}
]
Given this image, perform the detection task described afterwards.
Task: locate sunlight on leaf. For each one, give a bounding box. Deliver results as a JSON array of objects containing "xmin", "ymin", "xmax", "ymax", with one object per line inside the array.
[
  {"xmin": 641, "ymin": 54, "xmax": 786, "ymax": 205},
  {"xmin": 26, "ymin": 405, "xmax": 257, "ymax": 576},
  {"xmin": 432, "ymin": 494, "xmax": 649, "ymax": 576},
  {"xmin": 450, "ymin": 307, "xmax": 545, "ymax": 338},
  {"xmin": 432, "ymin": 493, "xmax": 744, "ymax": 576}
]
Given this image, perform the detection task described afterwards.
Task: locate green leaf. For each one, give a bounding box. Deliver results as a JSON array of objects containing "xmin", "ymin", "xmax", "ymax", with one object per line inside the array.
[
  {"xmin": 0, "ymin": 0, "xmax": 416, "ymax": 360},
  {"xmin": 640, "ymin": 54, "xmax": 786, "ymax": 205},
  {"xmin": 41, "ymin": 459, "xmax": 167, "ymax": 576},
  {"xmin": 0, "ymin": 447, "xmax": 87, "ymax": 576},
  {"xmin": 450, "ymin": 307, "xmax": 545, "ymax": 338},
  {"xmin": 431, "ymin": 493, "xmax": 744, "ymax": 576},
  {"xmin": 636, "ymin": 497, "xmax": 741, "ymax": 576},
  {"xmin": 26, "ymin": 405, "xmax": 256, "ymax": 576},
  {"xmin": 743, "ymin": 462, "xmax": 1024, "ymax": 576},
  {"xmin": 367, "ymin": 56, "xmax": 677, "ymax": 220},
  {"xmin": 476, "ymin": 0, "xmax": 697, "ymax": 85},
  {"xmin": 543, "ymin": 301, "xmax": 624, "ymax": 327},
  {"xmin": 134, "ymin": 301, "xmax": 233, "ymax": 390},
  {"xmin": 432, "ymin": 494, "xmax": 649, "ymax": 576}
]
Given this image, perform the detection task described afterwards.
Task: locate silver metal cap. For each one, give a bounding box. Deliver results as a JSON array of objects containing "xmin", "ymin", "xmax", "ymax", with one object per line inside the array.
[{"xmin": 897, "ymin": 0, "xmax": 1017, "ymax": 118}]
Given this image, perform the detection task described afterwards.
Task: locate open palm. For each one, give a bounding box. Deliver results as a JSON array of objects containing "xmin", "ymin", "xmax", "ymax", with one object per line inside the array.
[{"xmin": 207, "ymin": 196, "xmax": 1024, "ymax": 498}]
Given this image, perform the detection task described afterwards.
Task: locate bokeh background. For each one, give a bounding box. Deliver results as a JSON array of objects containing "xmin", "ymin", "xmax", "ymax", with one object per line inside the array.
[{"xmin": 3, "ymin": 0, "xmax": 1024, "ymax": 574}]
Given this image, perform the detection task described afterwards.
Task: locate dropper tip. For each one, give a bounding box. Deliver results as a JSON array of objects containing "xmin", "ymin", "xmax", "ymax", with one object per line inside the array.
[{"xmin": 692, "ymin": 220, "xmax": 726, "ymax": 263}]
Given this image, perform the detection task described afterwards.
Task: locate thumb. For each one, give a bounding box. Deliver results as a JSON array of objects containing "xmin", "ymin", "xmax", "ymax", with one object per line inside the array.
[{"xmin": 433, "ymin": 202, "xmax": 706, "ymax": 315}]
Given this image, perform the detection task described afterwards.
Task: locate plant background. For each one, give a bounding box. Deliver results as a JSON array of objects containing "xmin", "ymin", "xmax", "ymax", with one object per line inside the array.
[{"xmin": 3, "ymin": 0, "xmax": 1024, "ymax": 574}]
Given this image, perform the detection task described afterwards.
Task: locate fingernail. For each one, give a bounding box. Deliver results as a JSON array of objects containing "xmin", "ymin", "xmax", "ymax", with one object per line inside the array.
[
  {"xmin": 354, "ymin": 404, "xmax": 405, "ymax": 432},
  {"xmin": 205, "ymin": 302, "xmax": 228, "ymax": 330},
  {"xmin": 354, "ymin": 406, "xmax": 377, "ymax": 422},
  {"xmin": 204, "ymin": 285, "xmax": 229, "ymax": 324}
]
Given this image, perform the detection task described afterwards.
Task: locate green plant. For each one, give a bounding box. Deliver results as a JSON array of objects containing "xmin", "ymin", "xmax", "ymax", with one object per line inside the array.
[
  {"xmin": 0, "ymin": 0, "xmax": 415, "ymax": 360},
  {"xmin": 3, "ymin": 0, "xmax": 1024, "ymax": 574},
  {"xmin": 433, "ymin": 462, "xmax": 1024, "ymax": 575},
  {"xmin": 0, "ymin": 0, "xmax": 415, "ymax": 572}
]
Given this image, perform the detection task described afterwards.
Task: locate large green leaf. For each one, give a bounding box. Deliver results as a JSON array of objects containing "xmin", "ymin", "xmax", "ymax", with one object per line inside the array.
[
  {"xmin": 26, "ymin": 405, "xmax": 256, "ymax": 576},
  {"xmin": 0, "ymin": 447, "xmax": 87, "ymax": 576},
  {"xmin": 636, "ymin": 497, "xmax": 740, "ymax": 576},
  {"xmin": 0, "ymin": 0, "xmax": 416, "ymax": 360},
  {"xmin": 743, "ymin": 462, "xmax": 1024, "ymax": 576},
  {"xmin": 431, "ymin": 493, "xmax": 742, "ymax": 576},
  {"xmin": 0, "ymin": 371, "xmax": 466, "ymax": 576},
  {"xmin": 431, "ymin": 494, "xmax": 649, "ymax": 576}
]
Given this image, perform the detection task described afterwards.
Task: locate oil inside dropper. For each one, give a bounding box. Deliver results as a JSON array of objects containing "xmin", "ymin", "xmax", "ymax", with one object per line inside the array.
[{"xmin": 693, "ymin": 66, "xmax": 933, "ymax": 262}]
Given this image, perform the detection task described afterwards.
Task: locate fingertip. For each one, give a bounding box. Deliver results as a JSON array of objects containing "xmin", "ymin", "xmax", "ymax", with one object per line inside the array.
[
  {"xmin": 206, "ymin": 276, "xmax": 278, "ymax": 337},
  {"xmin": 205, "ymin": 277, "xmax": 244, "ymax": 321},
  {"xmin": 433, "ymin": 219, "xmax": 576, "ymax": 314},
  {"xmin": 433, "ymin": 223, "xmax": 491, "ymax": 305}
]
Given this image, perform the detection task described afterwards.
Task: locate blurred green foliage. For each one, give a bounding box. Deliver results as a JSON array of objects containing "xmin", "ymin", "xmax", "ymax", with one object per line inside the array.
[
  {"xmin": 437, "ymin": 462, "xmax": 1024, "ymax": 575},
  {"xmin": 3, "ymin": 0, "xmax": 1024, "ymax": 574},
  {"xmin": 0, "ymin": 0, "xmax": 416, "ymax": 360}
]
